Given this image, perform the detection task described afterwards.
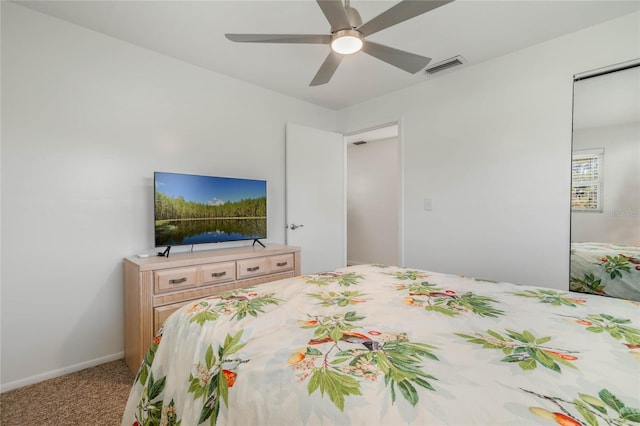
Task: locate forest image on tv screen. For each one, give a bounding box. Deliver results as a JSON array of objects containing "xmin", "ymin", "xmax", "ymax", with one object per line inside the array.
[{"xmin": 154, "ymin": 172, "xmax": 266, "ymax": 246}]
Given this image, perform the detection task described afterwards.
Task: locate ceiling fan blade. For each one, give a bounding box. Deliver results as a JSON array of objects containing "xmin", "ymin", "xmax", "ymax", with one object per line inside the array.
[
  {"xmin": 225, "ymin": 34, "xmax": 330, "ymax": 44},
  {"xmin": 357, "ymin": 0, "xmax": 453, "ymax": 37},
  {"xmin": 362, "ymin": 41, "xmax": 431, "ymax": 74},
  {"xmin": 316, "ymin": 0, "xmax": 351, "ymax": 32},
  {"xmin": 310, "ymin": 51, "xmax": 343, "ymax": 86}
]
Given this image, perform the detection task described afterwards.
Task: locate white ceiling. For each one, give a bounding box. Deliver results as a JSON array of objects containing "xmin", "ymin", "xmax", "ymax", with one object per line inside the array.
[
  {"xmin": 16, "ymin": 0, "xmax": 640, "ymax": 110},
  {"xmin": 345, "ymin": 124, "xmax": 398, "ymax": 143}
]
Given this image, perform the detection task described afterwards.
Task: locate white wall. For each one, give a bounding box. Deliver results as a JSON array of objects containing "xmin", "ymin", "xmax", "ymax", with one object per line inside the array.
[
  {"xmin": 347, "ymin": 138, "xmax": 399, "ymax": 265},
  {"xmin": 338, "ymin": 12, "xmax": 640, "ymax": 289},
  {"xmin": 0, "ymin": 3, "xmax": 335, "ymax": 390},
  {"xmin": 571, "ymin": 123, "xmax": 640, "ymax": 245}
]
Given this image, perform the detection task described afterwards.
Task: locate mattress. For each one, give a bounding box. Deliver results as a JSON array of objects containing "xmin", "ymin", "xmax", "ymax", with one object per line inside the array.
[{"xmin": 122, "ymin": 264, "xmax": 640, "ymax": 425}]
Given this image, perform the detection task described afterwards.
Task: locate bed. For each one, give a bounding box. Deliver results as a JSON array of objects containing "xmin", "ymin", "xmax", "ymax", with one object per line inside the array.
[
  {"xmin": 570, "ymin": 242, "xmax": 640, "ymax": 302},
  {"xmin": 122, "ymin": 264, "xmax": 640, "ymax": 425}
]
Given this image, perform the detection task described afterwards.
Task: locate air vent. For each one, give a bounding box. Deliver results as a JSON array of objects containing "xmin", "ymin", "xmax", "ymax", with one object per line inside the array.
[{"xmin": 425, "ymin": 56, "xmax": 465, "ymax": 75}]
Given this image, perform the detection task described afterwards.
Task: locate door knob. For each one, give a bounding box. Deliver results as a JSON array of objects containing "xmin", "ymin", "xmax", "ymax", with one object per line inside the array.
[{"xmin": 289, "ymin": 224, "xmax": 304, "ymax": 230}]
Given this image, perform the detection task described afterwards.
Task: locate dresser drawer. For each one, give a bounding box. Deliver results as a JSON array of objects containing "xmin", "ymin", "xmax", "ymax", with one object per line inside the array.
[
  {"xmin": 237, "ymin": 257, "xmax": 267, "ymax": 279},
  {"xmin": 154, "ymin": 267, "xmax": 198, "ymax": 293},
  {"xmin": 267, "ymin": 254, "xmax": 294, "ymax": 273},
  {"xmin": 153, "ymin": 301, "xmax": 190, "ymax": 334},
  {"xmin": 201, "ymin": 262, "xmax": 236, "ymax": 285}
]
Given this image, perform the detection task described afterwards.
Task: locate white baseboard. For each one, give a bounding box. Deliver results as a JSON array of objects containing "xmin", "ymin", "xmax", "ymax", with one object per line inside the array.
[{"xmin": 0, "ymin": 351, "xmax": 125, "ymax": 393}]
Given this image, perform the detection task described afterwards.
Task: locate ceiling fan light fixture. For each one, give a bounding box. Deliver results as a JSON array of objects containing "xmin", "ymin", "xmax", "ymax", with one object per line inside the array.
[{"xmin": 330, "ymin": 29, "xmax": 363, "ymax": 55}]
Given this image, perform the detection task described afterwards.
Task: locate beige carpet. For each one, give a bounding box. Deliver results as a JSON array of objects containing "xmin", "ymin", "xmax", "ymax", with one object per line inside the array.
[{"xmin": 0, "ymin": 359, "xmax": 134, "ymax": 426}]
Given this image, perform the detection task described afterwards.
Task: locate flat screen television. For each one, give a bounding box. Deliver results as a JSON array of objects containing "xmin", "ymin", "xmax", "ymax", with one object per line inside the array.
[{"xmin": 154, "ymin": 171, "xmax": 267, "ymax": 249}]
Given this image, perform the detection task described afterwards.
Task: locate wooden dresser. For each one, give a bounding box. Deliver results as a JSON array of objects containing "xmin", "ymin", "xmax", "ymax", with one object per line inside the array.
[{"xmin": 123, "ymin": 244, "xmax": 301, "ymax": 373}]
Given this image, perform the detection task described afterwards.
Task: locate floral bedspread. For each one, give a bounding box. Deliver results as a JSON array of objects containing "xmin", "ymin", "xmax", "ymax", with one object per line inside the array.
[
  {"xmin": 571, "ymin": 242, "xmax": 640, "ymax": 301},
  {"xmin": 122, "ymin": 264, "xmax": 640, "ymax": 426}
]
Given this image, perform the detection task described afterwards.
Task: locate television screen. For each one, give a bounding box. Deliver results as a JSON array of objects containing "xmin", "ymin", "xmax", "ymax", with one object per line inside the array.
[{"xmin": 154, "ymin": 172, "xmax": 267, "ymax": 247}]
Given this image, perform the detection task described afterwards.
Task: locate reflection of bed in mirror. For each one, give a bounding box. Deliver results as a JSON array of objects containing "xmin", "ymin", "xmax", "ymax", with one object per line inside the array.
[
  {"xmin": 570, "ymin": 60, "xmax": 639, "ymax": 301},
  {"xmin": 570, "ymin": 242, "xmax": 640, "ymax": 301}
]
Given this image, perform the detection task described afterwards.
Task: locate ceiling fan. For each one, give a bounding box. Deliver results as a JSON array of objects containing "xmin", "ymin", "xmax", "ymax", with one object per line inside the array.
[{"xmin": 225, "ymin": 0, "xmax": 453, "ymax": 86}]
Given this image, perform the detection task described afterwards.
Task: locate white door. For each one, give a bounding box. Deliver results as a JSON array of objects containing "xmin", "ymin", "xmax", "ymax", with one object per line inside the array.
[{"xmin": 285, "ymin": 123, "xmax": 345, "ymax": 274}]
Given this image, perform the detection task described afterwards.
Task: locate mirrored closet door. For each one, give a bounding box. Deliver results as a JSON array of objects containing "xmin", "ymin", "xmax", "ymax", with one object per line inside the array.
[{"xmin": 570, "ymin": 60, "xmax": 640, "ymax": 301}]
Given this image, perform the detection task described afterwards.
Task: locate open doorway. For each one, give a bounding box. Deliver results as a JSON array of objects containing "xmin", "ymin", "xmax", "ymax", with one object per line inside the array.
[{"xmin": 345, "ymin": 124, "xmax": 400, "ymax": 266}]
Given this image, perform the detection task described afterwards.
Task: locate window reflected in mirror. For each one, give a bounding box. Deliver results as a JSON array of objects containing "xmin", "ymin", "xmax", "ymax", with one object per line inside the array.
[{"xmin": 571, "ymin": 148, "xmax": 603, "ymax": 211}]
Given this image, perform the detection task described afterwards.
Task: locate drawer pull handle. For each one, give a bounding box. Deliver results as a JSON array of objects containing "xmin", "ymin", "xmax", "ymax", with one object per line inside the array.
[
  {"xmin": 247, "ymin": 266, "xmax": 260, "ymax": 272},
  {"xmin": 211, "ymin": 271, "xmax": 227, "ymax": 278},
  {"xmin": 276, "ymin": 262, "xmax": 288, "ymax": 267},
  {"xmin": 169, "ymin": 277, "xmax": 187, "ymax": 284}
]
